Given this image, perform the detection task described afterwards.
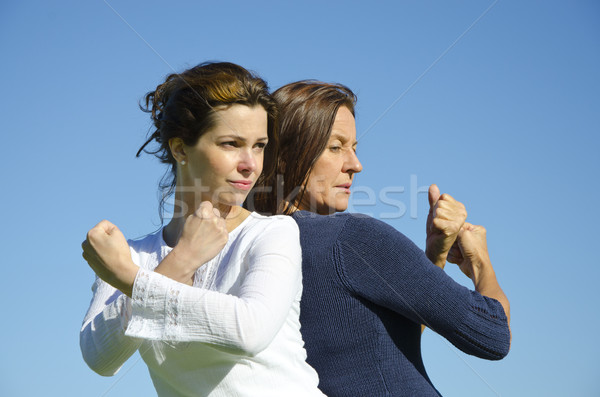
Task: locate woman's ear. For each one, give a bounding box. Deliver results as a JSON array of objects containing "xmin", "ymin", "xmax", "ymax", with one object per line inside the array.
[{"xmin": 169, "ymin": 138, "xmax": 187, "ymax": 164}]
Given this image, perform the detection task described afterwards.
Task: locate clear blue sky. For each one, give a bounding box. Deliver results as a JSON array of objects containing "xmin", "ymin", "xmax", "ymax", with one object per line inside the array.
[{"xmin": 1, "ymin": 1, "xmax": 598, "ymax": 396}]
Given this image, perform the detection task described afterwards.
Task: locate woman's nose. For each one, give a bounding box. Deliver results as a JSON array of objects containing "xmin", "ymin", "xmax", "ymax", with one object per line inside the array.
[
  {"xmin": 343, "ymin": 149, "xmax": 362, "ymax": 174},
  {"xmin": 238, "ymin": 149, "xmax": 257, "ymax": 173}
]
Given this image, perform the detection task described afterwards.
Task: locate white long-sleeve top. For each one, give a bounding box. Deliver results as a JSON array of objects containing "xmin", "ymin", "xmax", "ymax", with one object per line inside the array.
[{"xmin": 80, "ymin": 213, "xmax": 325, "ymax": 397}]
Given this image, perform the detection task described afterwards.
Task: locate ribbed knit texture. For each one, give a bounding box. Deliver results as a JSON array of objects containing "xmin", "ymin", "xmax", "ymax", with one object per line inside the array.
[{"xmin": 293, "ymin": 211, "xmax": 510, "ymax": 397}]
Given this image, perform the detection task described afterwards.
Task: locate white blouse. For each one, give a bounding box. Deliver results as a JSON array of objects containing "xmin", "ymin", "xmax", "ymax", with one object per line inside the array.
[{"xmin": 80, "ymin": 213, "xmax": 325, "ymax": 397}]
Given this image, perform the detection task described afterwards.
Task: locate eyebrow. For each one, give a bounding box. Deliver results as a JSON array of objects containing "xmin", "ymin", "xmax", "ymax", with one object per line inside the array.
[
  {"xmin": 217, "ymin": 134, "xmax": 268, "ymax": 142},
  {"xmin": 330, "ymin": 133, "xmax": 357, "ymax": 146}
]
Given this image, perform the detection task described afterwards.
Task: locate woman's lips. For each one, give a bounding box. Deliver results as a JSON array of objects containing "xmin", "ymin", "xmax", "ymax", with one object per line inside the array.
[
  {"xmin": 335, "ymin": 183, "xmax": 352, "ymax": 193},
  {"xmin": 229, "ymin": 180, "xmax": 253, "ymax": 191}
]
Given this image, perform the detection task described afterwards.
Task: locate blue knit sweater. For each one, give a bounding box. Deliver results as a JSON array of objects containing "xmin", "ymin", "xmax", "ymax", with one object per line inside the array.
[{"xmin": 293, "ymin": 211, "xmax": 510, "ymax": 397}]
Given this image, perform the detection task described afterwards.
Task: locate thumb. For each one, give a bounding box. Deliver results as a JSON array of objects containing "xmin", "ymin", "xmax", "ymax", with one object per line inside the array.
[{"xmin": 428, "ymin": 184, "xmax": 440, "ymax": 209}]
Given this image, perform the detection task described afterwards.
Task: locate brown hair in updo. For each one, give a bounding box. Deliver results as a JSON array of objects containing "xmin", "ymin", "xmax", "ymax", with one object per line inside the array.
[
  {"xmin": 137, "ymin": 62, "xmax": 278, "ymax": 219},
  {"xmin": 272, "ymin": 81, "xmax": 356, "ymax": 215}
]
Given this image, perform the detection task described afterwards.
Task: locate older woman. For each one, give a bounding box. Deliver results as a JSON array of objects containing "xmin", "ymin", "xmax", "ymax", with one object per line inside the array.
[{"xmin": 269, "ymin": 81, "xmax": 511, "ymax": 396}]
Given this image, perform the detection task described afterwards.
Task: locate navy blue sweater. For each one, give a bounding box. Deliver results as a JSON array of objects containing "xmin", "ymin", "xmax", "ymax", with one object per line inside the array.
[{"xmin": 293, "ymin": 211, "xmax": 510, "ymax": 397}]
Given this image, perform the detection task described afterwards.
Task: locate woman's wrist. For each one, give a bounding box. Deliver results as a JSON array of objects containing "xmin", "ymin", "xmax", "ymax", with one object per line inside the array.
[
  {"xmin": 154, "ymin": 245, "xmax": 198, "ymax": 284},
  {"xmin": 470, "ymin": 258, "xmax": 498, "ymax": 292},
  {"xmin": 425, "ymin": 248, "xmax": 447, "ymax": 269},
  {"xmin": 172, "ymin": 244, "xmax": 202, "ymax": 273},
  {"xmin": 114, "ymin": 260, "xmax": 139, "ymax": 298}
]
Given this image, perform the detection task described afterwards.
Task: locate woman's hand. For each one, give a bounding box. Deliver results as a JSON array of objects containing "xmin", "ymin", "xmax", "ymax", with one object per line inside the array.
[
  {"xmin": 179, "ymin": 202, "xmax": 229, "ymax": 265},
  {"xmin": 446, "ymin": 223, "xmax": 491, "ymax": 281},
  {"xmin": 82, "ymin": 220, "xmax": 139, "ymax": 297},
  {"xmin": 155, "ymin": 201, "xmax": 229, "ymax": 284},
  {"xmin": 425, "ymin": 184, "xmax": 467, "ymax": 268}
]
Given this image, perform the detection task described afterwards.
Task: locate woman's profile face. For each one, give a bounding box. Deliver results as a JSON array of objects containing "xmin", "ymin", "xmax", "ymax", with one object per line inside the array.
[
  {"xmin": 299, "ymin": 106, "xmax": 362, "ymax": 215},
  {"xmin": 180, "ymin": 104, "xmax": 269, "ymax": 211}
]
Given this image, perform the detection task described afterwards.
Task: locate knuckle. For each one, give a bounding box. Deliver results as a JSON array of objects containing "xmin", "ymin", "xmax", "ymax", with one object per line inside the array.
[
  {"xmin": 434, "ymin": 207, "xmax": 447, "ymax": 219},
  {"xmin": 440, "ymin": 193, "xmax": 454, "ymax": 202}
]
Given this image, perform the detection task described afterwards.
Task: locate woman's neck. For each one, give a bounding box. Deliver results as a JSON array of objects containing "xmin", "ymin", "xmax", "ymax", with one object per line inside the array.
[{"xmin": 163, "ymin": 196, "xmax": 251, "ymax": 248}]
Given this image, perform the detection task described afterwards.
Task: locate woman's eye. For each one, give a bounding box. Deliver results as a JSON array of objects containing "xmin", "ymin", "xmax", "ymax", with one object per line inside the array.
[
  {"xmin": 329, "ymin": 146, "xmax": 342, "ymax": 153},
  {"xmin": 254, "ymin": 142, "xmax": 267, "ymax": 151},
  {"xmin": 221, "ymin": 141, "xmax": 238, "ymax": 148}
]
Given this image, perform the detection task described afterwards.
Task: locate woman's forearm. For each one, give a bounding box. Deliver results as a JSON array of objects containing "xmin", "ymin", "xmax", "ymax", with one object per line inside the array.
[
  {"xmin": 154, "ymin": 246, "xmax": 197, "ymax": 285},
  {"xmin": 472, "ymin": 260, "xmax": 511, "ymax": 329}
]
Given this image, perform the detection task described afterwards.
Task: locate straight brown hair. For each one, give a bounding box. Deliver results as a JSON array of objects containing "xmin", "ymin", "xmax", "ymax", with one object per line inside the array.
[{"xmin": 270, "ymin": 81, "xmax": 357, "ymax": 214}]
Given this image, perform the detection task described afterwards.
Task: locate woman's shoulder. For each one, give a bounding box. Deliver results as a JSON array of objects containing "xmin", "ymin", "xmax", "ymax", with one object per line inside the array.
[
  {"xmin": 344, "ymin": 212, "xmax": 405, "ymax": 235},
  {"xmin": 239, "ymin": 212, "xmax": 300, "ymax": 238},
  {"xmin": 127, "ymin": 228, "xmax": 164, "ymax": 255},
  {"xmin": 235, "ymin": 213, "xmax": 302, "ymax": 258},
  {"xmin": 293, "ymin": 211, "xmax": 415, "ymax": 250},
  {"xmin": 292, "ymin": 210, "xmax": 393, "ymax": 232},
  {"xmin": 245, "ymin": 212, "xmax": 298, "ymax": 228}
]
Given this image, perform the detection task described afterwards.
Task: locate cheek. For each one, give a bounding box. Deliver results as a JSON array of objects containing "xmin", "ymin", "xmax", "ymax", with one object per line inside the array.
[
  {"xmin": 256, "ymin": 153, "xmax": 265, "ymax": 173},
  {"xmin": 311, "ymin": 159, "xmax": 338, "ymax": 183},
  {"xmin": 207, "ymin": 152, "xmax": 237, "ymax": 174},
  {"xmin": 306, "ymin": 175, "xmax": 328, "ymax": 193}
]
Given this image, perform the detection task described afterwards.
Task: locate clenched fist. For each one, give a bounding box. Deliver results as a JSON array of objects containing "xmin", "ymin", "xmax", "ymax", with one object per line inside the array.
[
  {"xmin": 425, "ymin": 184, "xmax": 467, "ymax": 268},
  {"xmin": 447, "ymin": 222, "xmax": 491, "ymax": 281},
  {"xmin": 159, "ymin": 201, "xmax": 229, "ymax": 282},
  {"xmin": 82, "ymin": 220, "xmax": 139, "ymax": 296}
]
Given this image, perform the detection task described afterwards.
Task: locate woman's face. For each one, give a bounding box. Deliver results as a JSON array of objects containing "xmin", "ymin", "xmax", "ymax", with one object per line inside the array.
[
  {"xmin": 178, "ymin": 104, "xmax": 268, "ymax": 212},
  {"xmin": 299, "ymin": 106, "xmax": 363, "ymax": 215}
]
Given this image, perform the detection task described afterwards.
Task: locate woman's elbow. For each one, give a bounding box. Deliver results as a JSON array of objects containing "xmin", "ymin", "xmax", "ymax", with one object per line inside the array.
[
  {"xmin": 80, "ymin": 346, "xmax": 120, "ymax": 376},
  {"xmin": 231, "ymin": 317, "xmax": 275, "ymax": 357},
  {"xmin": 453, "ymin": 319, "xmax": 511, "ymax": 361},
  {"xmin": 80, "ymin": 328, "xmax": 121, "ymax": 377},
  {"xmin": 232, "ymin": 332, "xmax": 271, "ymax": 357},
  {"xmin": 484, "ymin": 321, "xmax": 511, "ymax": 360},
  {"xmin": 85, "ymin": 358, "xmax": 120, "ymax": 377},
  {"xmin": 493, "ymin": 334, "xmax": 511, "ymax": 360},
  {"xmin": 490, "ymin": 312, "xmax": 511, "ymax": 360}
]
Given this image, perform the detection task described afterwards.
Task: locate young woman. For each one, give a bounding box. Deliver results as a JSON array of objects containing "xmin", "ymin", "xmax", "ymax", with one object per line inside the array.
[
  {"xmin": 271, "ymin": 81, "xmax": 511, "ymax": 396},
  {"xmin": 80, "ymin": 63, "xmax": 325, "ymax": 397}
]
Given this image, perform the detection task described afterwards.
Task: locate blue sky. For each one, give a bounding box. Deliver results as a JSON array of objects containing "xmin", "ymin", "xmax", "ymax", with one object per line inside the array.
[{"xmin": 1, "ymin": 1, "xmax": 598, "ymax": 396}]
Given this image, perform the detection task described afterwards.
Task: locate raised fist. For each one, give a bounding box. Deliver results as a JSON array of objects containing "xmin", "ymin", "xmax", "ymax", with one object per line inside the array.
[
  {"xmin": 425, "ymin": 184, "xmax": 467, "ymax": 268},
  {"xmin": 82, "ymin": 220, "xmax": 138, "ymax": 295}
]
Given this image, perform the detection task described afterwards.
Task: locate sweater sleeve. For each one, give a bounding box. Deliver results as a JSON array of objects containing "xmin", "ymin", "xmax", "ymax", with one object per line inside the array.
[
  {"xmin": 336, "ymin": 215, "xmax": 510, "ymax": 360},
  {"xmin": 79, "ymin": 276, "xmax": 143, "ymax": 376},
  {"xmin": 124, "ymin": 217, "xmax": 302, "ymax": 357}
]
